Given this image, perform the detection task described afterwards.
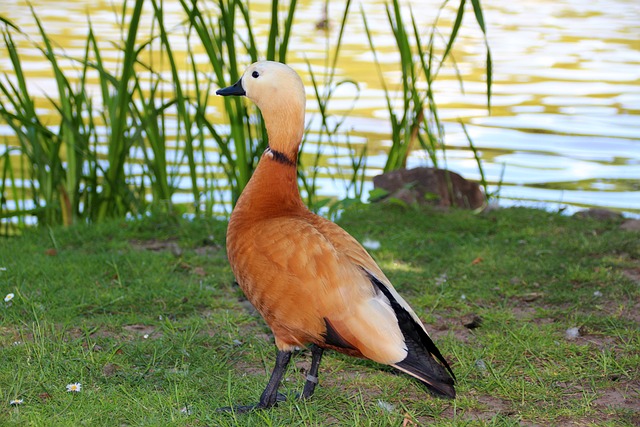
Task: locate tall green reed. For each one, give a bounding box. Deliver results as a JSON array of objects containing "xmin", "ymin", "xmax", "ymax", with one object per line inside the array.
[
  {"xmin": 95, "ymin": 0, "xmax": 144, "ymax": 221},
  {"xmin": 362, "ymin": 0, "xmax": 492, "ymax": 173},
  {"xmin": 0, "ymin": 0, "xmax": 194, "ymax": 229},
  {"xmin": 298, "ymin": 0, "xmax": 367, "ymax": 212},
  {"xmin": 0, "ymin": 0, "xmax": 334, "ymax": 229},
  {"xmin": 144, "ymin": 0, "xmax": 200, "ymax": 215},
  {"xmin": 0, "ymin": 25, "xmax": 73, "ymax": 227},
  {"xmin": 0, "ymin": 145, "xmax": 26, "ymax": 235},
  {"xmin": 178, "ymin": 0, "xmax": 299, "ymax": 206},
  {"xmin": 1, "ymin": 0, "xmax": 493, "ymax": 234}
]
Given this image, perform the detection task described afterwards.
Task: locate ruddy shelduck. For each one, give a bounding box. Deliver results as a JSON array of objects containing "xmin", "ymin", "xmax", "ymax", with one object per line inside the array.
[{"xmin": 216, "ymin": 61, "xmax": 455, "ymax": 411}]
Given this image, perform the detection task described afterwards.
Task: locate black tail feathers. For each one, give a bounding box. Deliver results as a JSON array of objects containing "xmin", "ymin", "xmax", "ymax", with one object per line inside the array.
[
  {"xmin": 366, "ymin": 271, "xmax": 456, "ymax": 398},
  {"xmin": 395, "ymin": 344, "xmax": 456, "ymax": 398}
]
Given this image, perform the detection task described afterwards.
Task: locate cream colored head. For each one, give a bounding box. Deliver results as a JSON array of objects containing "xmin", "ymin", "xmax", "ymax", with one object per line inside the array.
[
  {"xmin": 241, "ymin": 61, "xmax": 305, "ymax": 112},
  {"xmin": 217, "ymin": 61, "xmax": 306, "ymax": 158}
]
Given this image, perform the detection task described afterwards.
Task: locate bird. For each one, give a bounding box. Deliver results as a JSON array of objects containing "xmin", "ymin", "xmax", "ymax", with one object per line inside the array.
[{"xmin": 216, "ymin": 61, "xmax": 455, "ymax": 411}]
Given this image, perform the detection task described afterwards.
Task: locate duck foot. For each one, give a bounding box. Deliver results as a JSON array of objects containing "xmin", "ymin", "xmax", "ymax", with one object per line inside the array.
[
  {"xmin": 217, "ymin": 392, "xmax": 288, "ymax": 413},
  {"xmin": 217, "ymin": 345, "xmax": 325, "ymax": 413},
  {"xmin": 217, "ymin": 350, "xmax": 292, "ymax": 413}
]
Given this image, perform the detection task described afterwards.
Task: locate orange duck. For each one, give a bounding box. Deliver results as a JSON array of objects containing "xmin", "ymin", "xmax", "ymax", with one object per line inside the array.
[{"xmin": 216, "ymin": 61, "xmax": 455, "ymax": 411}]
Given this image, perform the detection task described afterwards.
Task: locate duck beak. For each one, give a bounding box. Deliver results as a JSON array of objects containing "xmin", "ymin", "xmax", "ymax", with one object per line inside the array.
[{"xmin": 216, "ymin": 79, "xmax": 246, "ymax": 96}]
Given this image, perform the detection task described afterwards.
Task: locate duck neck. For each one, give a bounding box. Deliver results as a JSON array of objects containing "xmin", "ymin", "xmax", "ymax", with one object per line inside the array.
[
  {"xmin": 234, "ymin": 148, "xmax": 306, "ymax": 218},
  {"xmin": 260, "ymin": 102, "xmax": 305, "ymax": 162},
  {"xmin": 233, "ymin": 94, "xmax": 306, "ymax": 218}
]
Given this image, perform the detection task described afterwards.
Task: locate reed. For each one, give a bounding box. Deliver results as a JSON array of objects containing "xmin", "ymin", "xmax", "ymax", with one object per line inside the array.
[
  {"xmin": 362, "ymin": 0, "xmax": 492, "ymax": 172},
  {"xmin": 298, "ymin": 0, "xmax": 363, "ymax": 212},
  {"xmin": 0, "ymin": 0, "xmax": 201, "ymax": 230},
  {"xmin": 178, "ymin": 0, "xmax": 302, "ymax": 205},
  {"xmin": 0, "ymin": 0, "xmax": 492, "ymax": 234},
  {"xmin": 0, "ymin": 145, "xmax": 26, "ymax": 235},
  {"xmin": 0, "ymin": 25, "xmax": 70, "ymax": 228}
]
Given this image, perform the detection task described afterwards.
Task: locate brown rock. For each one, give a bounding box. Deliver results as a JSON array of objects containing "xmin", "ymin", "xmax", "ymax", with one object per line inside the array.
[
  {"xmin": 620, "ymin": 219, "xmax": 640, "ymax": 231},
  {"xmin": 372, "ymin": 167, "xmax": 484, "ymax": 209},
  {"xmin": 573, "ymin": 208, "xmax": 623, "ymax": 221},
  {"xmin": 102, "ymin": 363, "xmax": 120, "ymax": 377}
]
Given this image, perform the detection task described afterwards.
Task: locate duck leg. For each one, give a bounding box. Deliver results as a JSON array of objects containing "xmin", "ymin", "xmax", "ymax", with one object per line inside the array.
[
  {"xmin": 301, "ymin": 344, "xmax": 324, "ymax": 399},
  {"xmin": 219, "ymin": 349, "xmax": 292, "ymax": 413},
  {"xmin": 256, "ymin": 350, "xmax": 292, "ymax": 408}
]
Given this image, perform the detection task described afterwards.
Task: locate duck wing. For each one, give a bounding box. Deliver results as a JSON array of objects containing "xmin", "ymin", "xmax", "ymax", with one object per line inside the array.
[{"xmin": 310, "ymin": 216, "xmax": 456, "ymax": 397}]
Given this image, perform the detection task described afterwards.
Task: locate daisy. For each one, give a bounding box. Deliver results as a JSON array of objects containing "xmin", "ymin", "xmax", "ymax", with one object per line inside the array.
[
  {"xmin": 66, "ymin": 382, "xmax": 82, "ymax": 392},
  {"xmin": 10, "ymin": 399, "xmax": 24, "ymax": 406},
  {"xmin": 4, "ymin": 293, "xmax": 14, "ymax": 303}
]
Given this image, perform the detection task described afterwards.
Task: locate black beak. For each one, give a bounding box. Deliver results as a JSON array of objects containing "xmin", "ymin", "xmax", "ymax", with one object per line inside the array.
[{"xmin": 216, "ymin": 79, "xmax": 246, "ymax": 96}]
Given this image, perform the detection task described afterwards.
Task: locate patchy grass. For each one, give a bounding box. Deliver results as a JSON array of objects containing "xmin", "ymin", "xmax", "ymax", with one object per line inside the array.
[{"xmin": 0, "ymin": 205, "xmax": 638, "ymax": 426}]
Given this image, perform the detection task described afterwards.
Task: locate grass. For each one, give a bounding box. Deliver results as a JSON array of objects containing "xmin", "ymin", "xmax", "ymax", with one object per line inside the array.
[{"xmin": 1, "ymin": 204, "xmax": 638, "ymax": 426}]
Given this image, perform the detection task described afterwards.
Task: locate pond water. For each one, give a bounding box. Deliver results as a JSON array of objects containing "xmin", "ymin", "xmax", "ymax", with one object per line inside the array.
[{"xmin": 1, "ymin": 0, "xmax": 639, "ymax": 219}]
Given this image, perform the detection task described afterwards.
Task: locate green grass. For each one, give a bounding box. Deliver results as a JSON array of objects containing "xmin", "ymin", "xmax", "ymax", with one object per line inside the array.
[{"xmin": 1, "ymin": 204, "xmax": 638, "ymax": 426}]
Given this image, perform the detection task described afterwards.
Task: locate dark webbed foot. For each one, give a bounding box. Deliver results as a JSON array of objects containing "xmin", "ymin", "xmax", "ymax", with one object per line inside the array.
[
  {"xmin": 217, "ymin": 345, "xmax": 325, "ymax": 413},
  {"xmin": 217, "ymin": 350, "xmax": 292, "ymax": 413},
  {"xmin": 217, "ymin": 392, "xmax": 288, "ymax": 413}
]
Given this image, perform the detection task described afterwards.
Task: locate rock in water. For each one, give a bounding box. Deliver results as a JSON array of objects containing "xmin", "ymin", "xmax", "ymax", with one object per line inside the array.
[
  {"xmin": 620, "ymin": 219, "xmax": 640, "ymax": 231},
  {"xmin": 573, "ymin": 208, "xmax": 623, "ymax": 221}
]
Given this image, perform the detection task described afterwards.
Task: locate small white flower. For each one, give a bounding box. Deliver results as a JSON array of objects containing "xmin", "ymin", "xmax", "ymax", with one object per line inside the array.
[
  {"xmin": 143, "ymin": 334, "xmax": 149, "ymax": 339},
  {"xmin": 0, "ymin": 267, "xmax": 7, "ymax": 272},
  {"xmin": 593, "ymin": 291, "xmax": 603, "ymax": 297},
  {"xmin": 66, "ymin": 382, "xmax": 82, "ymax": 392},
  {"xmin": 565, "ymin": 327, "xmax": 580, "ymax": 340},
  {"xmin": 377, "ymin": 399, "xmax": 395, "ymax": 412},
  {"xmin": 435, "ymin": 273, "xmax": 448, "ymax": 286},
  {"xmin": 10, "ymin": 398, "xmax": 24, "ymax": 406},
  {"xmin": 4, "ymin": 293, "xmax": 14, "ymax": 303}
]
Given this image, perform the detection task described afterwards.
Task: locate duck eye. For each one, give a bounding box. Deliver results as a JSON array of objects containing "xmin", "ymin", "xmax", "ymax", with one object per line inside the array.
[{"xmin": 252, "ymin": 71, "xmax": 259, "ymax": 78}]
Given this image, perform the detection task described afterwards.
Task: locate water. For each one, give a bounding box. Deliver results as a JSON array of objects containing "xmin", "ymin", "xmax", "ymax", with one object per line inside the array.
[{"xmin": 1, "ymin": 0, "xmax": 639, "ymax": 220}]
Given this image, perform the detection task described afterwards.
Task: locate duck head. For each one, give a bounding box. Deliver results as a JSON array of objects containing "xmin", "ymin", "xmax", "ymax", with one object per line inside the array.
[{"xmin": 217, "ymin": 61, "xmax": 306, "ymax": 160}]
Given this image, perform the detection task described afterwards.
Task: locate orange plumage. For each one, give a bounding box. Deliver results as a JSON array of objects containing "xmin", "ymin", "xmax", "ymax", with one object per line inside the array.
[{"xmin": 217, "ymin": 61, "xmax": 455, "ymax": 411}]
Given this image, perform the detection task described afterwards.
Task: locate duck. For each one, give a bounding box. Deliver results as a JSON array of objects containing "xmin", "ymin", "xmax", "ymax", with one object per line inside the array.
[{"xmin": 216, "ymin": 61, "xmax": 455, "ymax": 411}]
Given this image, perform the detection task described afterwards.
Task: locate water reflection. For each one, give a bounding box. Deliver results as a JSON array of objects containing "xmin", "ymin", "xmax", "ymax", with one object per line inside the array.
[{"xmin": 1, "ymin": 0, "xmax": 638, "ymax": 218}]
